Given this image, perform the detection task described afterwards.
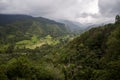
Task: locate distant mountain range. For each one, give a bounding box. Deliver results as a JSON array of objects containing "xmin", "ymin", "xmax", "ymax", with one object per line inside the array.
[
  {"xmin": 0, "ymin": 14, "xmax": 99, "ymax": 40},
  {"xmin": 58, "ymin": 20, "xmax": 101, "ymax": 33},
  {"xmin": 58, "ymin": 20, "xmax": 84, "ymax": 32}
]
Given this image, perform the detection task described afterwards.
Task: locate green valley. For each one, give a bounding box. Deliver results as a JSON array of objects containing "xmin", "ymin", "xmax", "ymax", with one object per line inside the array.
[{"xmin": 0, "ymin": 14, "xmax": 120, "ymax": 80}]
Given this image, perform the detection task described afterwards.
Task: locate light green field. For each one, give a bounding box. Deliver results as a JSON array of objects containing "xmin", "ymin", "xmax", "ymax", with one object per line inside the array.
[{"xmin": 15, "ymin": 35, "xmax": 60, "ymax": 49}]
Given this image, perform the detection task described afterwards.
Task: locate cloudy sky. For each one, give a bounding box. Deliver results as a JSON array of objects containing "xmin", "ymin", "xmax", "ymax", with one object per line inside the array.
[{"xmin": 0, "ymin": 0, "xmax": 120, "ymax": 24}]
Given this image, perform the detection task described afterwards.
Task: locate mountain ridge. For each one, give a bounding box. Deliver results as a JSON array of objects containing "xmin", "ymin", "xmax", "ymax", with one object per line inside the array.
[{"xmin": 0, "ymin": 14, "xmax": 64, "ymax": 26}]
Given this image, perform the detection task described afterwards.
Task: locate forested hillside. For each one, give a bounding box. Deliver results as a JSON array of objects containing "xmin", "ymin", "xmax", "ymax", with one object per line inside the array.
[
  {"xmin": 0, "ymin": 14, "xmax": 68, "ymax": 37},
  {"xmin": 57, "ymin": 15, "xmax": 120, "ymax": 80},
  {"xmin": 0, "ymin": 15, "xmax": 120, "ymax": 80},
  {"xmin": 0, "ymin": 14, "xmax": 71, "ymax": 53}
]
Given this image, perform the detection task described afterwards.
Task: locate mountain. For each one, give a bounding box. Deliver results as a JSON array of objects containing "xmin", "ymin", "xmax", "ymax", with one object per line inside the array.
[
  {"xmin": 0, "ymin": 14, "xmax": 69, "ymax": 39},
  {"xmin": 58, "ymin": 20, "xmax": 103, "ymax": 34},
  {"xmin": 0, "ymin": 14, "xmax": 70, "ymax": 52},
  {"xmin": 58, "ymin": 20, "xmax": 85, "ymax": 32},
  {"xmin": 0, "ymin": 14, "xmax": 66, "ymax": 25},
  {"xmin": 0, "ymin": 14, "xmax": 34, "ymax": 25},
  {"xmin": 58, "ymin": 18, "xmax": 120, "ymax": 80},
  {"xmin": 0, "ymin": 15, "xmax": 120, "ymax": 80}
]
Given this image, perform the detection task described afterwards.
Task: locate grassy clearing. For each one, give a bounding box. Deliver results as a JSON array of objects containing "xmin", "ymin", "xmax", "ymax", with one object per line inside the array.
[
  {"xmin": 16, "ymin": 40, "xmax": 31, "ymax": 45},
  {"xmin": 15, "ymin": 35, "xmax": 60, "ymax": 49}
]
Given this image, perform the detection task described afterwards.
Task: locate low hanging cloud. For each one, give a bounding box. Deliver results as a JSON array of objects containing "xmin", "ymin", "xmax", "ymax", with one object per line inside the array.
[{"xmin": 0, "ymin": 0, "xmax": 120, "ymax": 24}]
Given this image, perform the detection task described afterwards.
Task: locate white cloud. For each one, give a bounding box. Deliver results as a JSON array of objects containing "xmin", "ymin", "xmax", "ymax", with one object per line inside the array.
[{"xmin": 0, "ymin": 0, "xmax": 119, "ymax": 24}]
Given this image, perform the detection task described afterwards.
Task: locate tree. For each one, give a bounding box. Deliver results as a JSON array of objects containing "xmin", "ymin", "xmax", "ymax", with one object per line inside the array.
[{"xmin": 115, "ymin": 15, "xmax": 120, "ymax": 23}]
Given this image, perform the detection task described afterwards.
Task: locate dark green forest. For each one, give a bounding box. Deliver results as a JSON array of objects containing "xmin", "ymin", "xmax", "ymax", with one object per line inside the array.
[{"xmin": 0, "ymin": 14, "xmax": 120, "ymax": 80}]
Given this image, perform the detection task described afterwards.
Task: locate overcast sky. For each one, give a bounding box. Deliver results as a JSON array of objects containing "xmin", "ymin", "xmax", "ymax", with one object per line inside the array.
[{"xmin": 0, "ymin": 0, "xmax": 120, "ymax": 24}]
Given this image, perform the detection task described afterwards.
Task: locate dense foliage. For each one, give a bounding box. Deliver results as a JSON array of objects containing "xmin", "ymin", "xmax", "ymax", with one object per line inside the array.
[
  {"xmin": 0, "ymin": 14, "xmax": 70, "ymax": 53},
  {"xmin": 58, "ymin": 16, "xmax": 120, "ymax": 80},
  {"xmin": 0, "ymin": 15, "xmax": 120, "ymax": 80}
]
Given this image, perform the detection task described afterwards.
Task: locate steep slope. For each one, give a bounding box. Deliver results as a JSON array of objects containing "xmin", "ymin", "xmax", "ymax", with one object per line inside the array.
[
  {"xmin": 58, "ymin": 18, "xmax": 120, "ymax": 80},
  {"xmin": 0, "ymin": 14, "xmax": 69, "ymax": 41},
  {"xmin": 0, "ymin": 14, "xmax": 34, "ymax": 25},
  {"xmin": 0, "ymin": 14, "xmax": 70, "ymax": 52}
]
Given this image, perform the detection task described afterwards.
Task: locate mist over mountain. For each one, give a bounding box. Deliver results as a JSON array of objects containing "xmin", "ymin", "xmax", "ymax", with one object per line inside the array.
[
  {"xmin": 58, "ymin": 19, "xmax": 105, "ymax": 33},
  {"xmin": 58, "ymin": 20, "xmax": 84, "ymax": 31}
]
